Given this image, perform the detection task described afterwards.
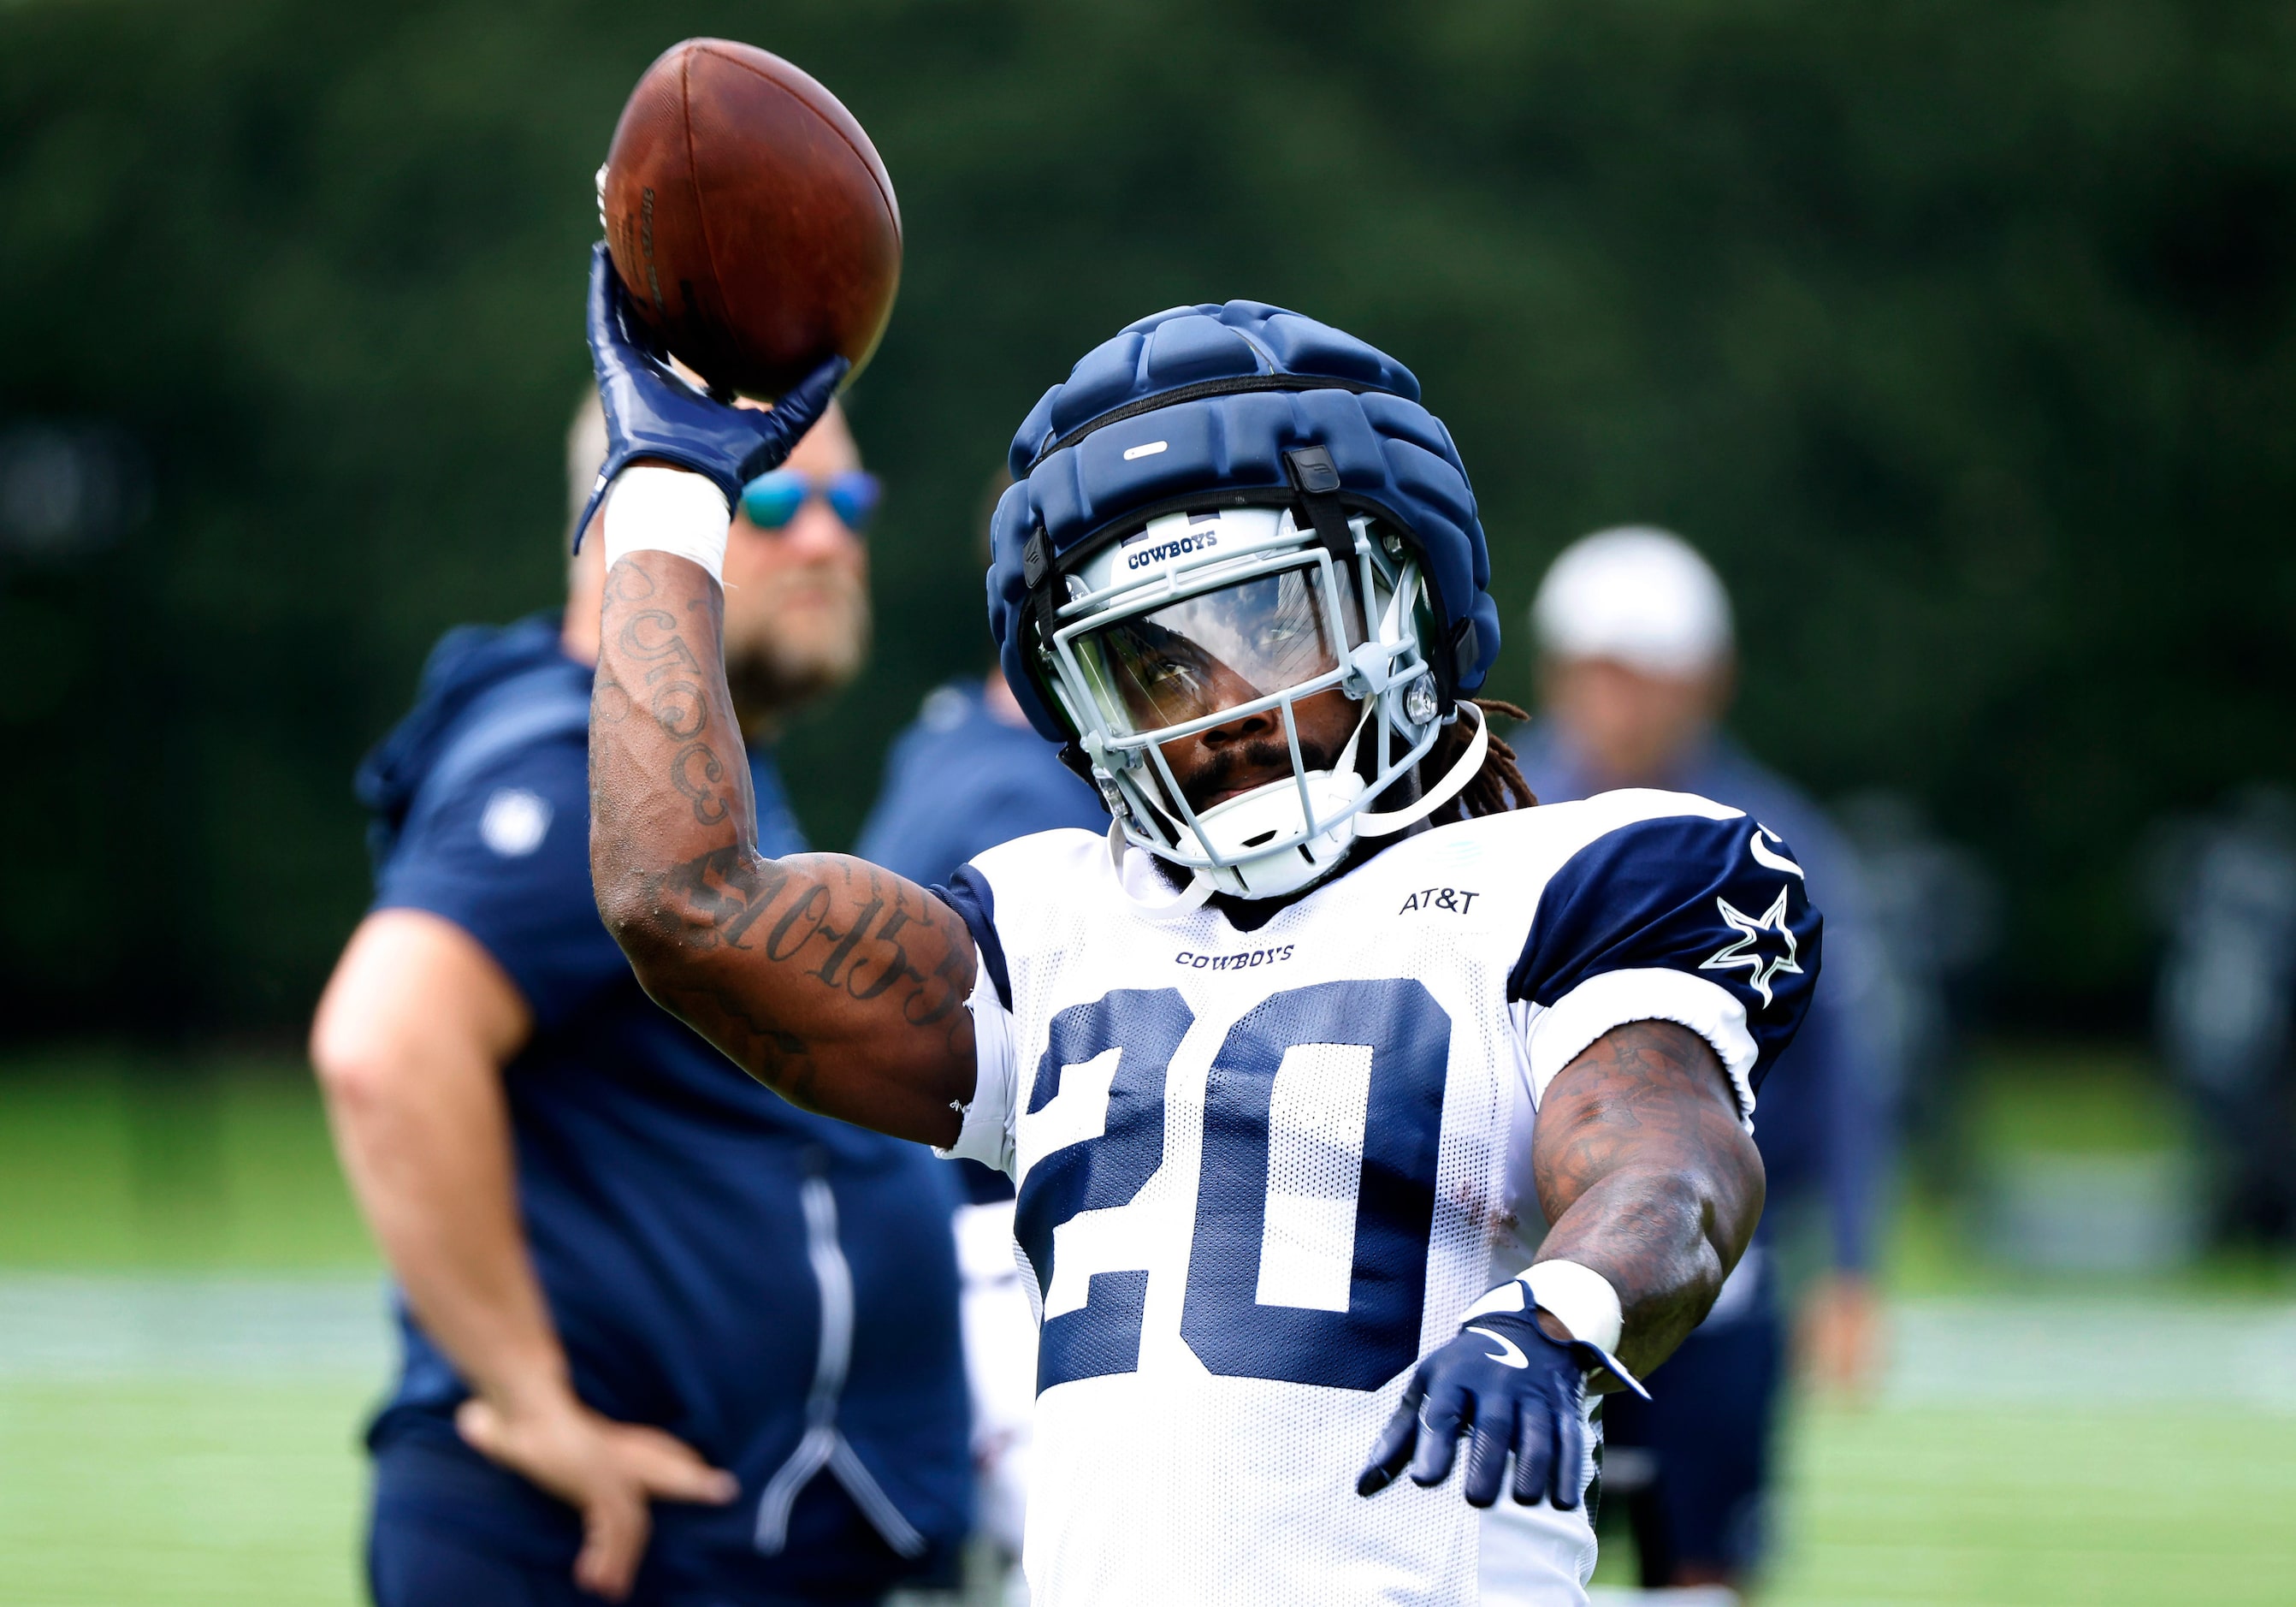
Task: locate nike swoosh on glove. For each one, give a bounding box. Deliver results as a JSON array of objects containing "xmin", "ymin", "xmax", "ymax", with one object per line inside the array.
[
  {"xmin": 1356, "ymin": 1307, "xmax": 1649, "ymax": 1509},
  {"xmin": 573, "ymin": 242, "xmax": 849, "ymax": 549}
]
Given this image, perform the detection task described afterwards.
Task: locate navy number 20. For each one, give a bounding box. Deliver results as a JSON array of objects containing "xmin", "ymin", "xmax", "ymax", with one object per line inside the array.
[{"xmin": 1014, "ymin": 979, "xmax": 1450, "ymax": 1393}]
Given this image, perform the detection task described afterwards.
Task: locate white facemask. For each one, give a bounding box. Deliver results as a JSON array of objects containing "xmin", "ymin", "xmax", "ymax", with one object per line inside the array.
[{"xmin": 1039, "ymin": 506, "xmax": 1485, "ymax": 900}]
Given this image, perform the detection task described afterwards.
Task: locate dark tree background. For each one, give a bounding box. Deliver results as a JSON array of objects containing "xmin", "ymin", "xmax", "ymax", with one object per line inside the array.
[{"xmin": 2, "ymin": 0, "xmax": 2290, "ymax": 1039}]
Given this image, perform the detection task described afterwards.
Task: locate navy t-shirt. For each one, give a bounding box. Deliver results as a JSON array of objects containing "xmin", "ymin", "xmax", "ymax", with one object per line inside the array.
[
  {"xmin": 357, "ymin": 618, "xmax": 970, "ymax": 1580},
  {"xmin": 855, "ymin": 679, "xmax": 1106, "ymax": 890}
]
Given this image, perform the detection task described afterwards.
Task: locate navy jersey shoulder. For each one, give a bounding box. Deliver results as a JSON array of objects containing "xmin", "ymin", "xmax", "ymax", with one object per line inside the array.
[
  {"xmin": 856, "ymin": 680, "xmax": 1104, "ymax": 889},
  {"xmin": 1511, "ymin": 809, "xmax": 1821, "ymax": 1092},
  {"xmin": 1517, "ymin": 724, "xmax": 1864, "ymax": 943},
  {"xmin": 1515, "ymin": 722, "xmax": 1886, "ymax": 1268}
]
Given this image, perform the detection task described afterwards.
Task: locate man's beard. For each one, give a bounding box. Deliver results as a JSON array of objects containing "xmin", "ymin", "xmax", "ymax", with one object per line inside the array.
[{"xmin": 724, "ymin": 571, "xmax": 871, "ymax": 729}]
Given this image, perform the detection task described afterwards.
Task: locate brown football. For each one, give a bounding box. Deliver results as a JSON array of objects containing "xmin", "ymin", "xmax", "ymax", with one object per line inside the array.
[{"xmin": 599, "ymin": 39, "xmax": 901, "ymax": 399}]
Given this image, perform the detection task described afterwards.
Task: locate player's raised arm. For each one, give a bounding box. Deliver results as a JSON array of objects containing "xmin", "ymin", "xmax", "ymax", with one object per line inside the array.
[{"xmin": 577, "ymin": 247, "xmax": 978, "ymax": 1144}]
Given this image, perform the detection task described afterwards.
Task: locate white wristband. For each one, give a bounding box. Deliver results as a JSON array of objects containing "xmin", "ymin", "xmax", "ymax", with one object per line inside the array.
[
  {"xmin": 601, "ymin": 466, "xmax": 733, "ymax": 582},
  {"xmin": 1524, "ymin": 1260, "xmax": 1624, "ymax": 1354}
]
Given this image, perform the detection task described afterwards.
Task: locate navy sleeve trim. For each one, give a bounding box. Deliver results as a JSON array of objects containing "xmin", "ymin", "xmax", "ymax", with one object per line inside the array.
[
  {"xmin": 1510, "ymin": 812, "xmax": 1823, "ymax": 1094},
  {"xmin": 932, "ymin": 865, "xmax": 1011, "ymax": 1011}
]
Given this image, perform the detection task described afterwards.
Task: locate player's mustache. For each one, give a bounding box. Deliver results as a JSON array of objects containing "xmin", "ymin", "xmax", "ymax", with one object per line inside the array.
[{"xmin": 1181, "ymin": 734, "xmax": 1340, "ymax": 813}]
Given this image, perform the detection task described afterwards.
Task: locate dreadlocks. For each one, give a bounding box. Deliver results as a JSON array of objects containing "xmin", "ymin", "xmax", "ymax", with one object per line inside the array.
[{"xmin": 1428, "ymin": 697, "xmax": 1536, "ymax": 823}]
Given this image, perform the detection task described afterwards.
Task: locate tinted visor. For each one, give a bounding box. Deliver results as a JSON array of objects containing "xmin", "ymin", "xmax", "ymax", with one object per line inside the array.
[{"xmin": 1076, "ymin": 565, "xmax": 1358, "ymax": 732}]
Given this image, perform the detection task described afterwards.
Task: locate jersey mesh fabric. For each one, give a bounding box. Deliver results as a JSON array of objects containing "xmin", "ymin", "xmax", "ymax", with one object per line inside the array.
[
  {"xmin": 943, "ymin": 795, "xmax": 1818, "ymax": 1606},
  {"xmin": 1260, "ymin": 1041, "xmax": 1372, "ymax": 1310}
]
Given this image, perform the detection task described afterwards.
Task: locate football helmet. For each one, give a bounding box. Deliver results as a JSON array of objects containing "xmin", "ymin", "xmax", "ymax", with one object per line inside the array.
[{"xmin": 987, "ymin": 301, "xmax": 1502, "ymax": 901}]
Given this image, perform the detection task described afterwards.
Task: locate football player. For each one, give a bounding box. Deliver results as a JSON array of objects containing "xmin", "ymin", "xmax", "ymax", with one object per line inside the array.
[{"xmin": 575, "ymin": 248, "xmax": 1819, "ymax": 1606}]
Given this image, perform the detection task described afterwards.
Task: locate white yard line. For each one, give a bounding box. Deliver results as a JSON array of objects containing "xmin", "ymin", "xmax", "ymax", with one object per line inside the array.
[
  {"xmin": 0, "ymin": 1272, "xmax": 388, "ymax": 1379},
  {"xmin": 1882, "ymin": 1296, "xmax": 2296, "ymax": 1413},
  {"xmin": 3, "ymin": 1276, "xmax": 2293, "ymax": 1411}
]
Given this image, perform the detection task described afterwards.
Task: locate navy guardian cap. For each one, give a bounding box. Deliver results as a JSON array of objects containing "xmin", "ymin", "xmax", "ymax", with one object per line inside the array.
[{"xmin": 985, "ymin": 300, "xmax": 1505, "ymax": 902}]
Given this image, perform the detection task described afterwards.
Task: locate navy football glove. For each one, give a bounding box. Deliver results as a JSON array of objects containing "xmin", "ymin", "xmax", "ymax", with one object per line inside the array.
[
  {"xmin": 1356, "ymin": 1303, "xmax": 1648, "ymax": 1510},
  {"xmin": 574, "ymin": 242, "xmax": 849, "ymax": 549}
]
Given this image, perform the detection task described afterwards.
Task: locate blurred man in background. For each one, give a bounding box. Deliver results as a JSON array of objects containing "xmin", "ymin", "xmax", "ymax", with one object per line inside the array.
[
  {"xmin": 1835, "ymin": 790, "xmax": 1999, "ymax": 1183},
  {"xmin": 853, "ymin": 480, "xmax": 1107, "ymax": 1598},
  {"xmin": 855, "ymin": 473, "xmax": 1105, "ymax": 892},
  {"xmin": 2153, "ymin": 786, "xmax": 2296, "ymax": 1245},
  {"xmin": 855, "ymin": 668, "xmax": 1104, "ymax": 892},
  {"xmin": 1508, "ymin": 526, "xmax": 1894, "ymax": 1597},
  {"xmin": 309, "ymin": 394, "xmax": 971, "ymax": 1607}
]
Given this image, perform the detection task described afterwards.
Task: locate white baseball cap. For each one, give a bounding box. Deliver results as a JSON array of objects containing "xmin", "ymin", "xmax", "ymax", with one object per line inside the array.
[{"xmin": 1531, "ymin": 525, "xmax": 1734, "ymax": 676}]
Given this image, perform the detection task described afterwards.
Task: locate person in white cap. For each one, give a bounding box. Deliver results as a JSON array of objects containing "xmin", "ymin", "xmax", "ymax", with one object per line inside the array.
[
  {"xmin": 1528, "ymin": 527, "xmax": 1738, "ymax": 792},
  {"xmin": 1507, "ymin": 527, "xmax": 1893, "ymax": 1598}
]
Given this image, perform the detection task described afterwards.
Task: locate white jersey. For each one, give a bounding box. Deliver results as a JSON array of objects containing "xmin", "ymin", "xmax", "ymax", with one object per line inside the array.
[{"xmin": 936, "ymin": 791, "xmax": 1820, "ymax": 1607}]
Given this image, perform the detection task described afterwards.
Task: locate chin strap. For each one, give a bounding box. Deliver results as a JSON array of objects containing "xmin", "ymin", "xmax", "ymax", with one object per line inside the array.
[
  {"xmin": 1353, "ymin": 702, "xmax": 1488, "ymax": 838},
  {"xmin": 1105, "ymin": 823, "xmax": 1216, "ymax": 919}
]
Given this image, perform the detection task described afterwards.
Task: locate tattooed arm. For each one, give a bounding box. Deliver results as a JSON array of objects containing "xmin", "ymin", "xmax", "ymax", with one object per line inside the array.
[
  {"xmin": 1530, "ymin": 1019, "xmax": 1765, "ymax": 1379},
  {"xmin": 589, "ymin": 550, "xmax": 977, "ymax": 1146}
]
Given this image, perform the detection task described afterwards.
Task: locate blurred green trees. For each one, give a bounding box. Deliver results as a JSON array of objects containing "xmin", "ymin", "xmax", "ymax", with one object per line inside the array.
[{"xmin": 1, "ymin": 0, "xmax": 2290, "ymax": 1035}]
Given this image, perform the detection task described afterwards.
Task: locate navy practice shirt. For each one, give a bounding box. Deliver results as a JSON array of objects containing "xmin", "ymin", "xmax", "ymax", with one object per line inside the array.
[
  {"xmin": 355, "ymin": 615, "xmax": 971, "ymax": 1583},
  {"xmin": 855, "ymin": 679, "xmax": 1107, "ymax": 889},
  {"xmin": 1514, "ymin": 722, "xmax": 1891, "ymax": 1275}
]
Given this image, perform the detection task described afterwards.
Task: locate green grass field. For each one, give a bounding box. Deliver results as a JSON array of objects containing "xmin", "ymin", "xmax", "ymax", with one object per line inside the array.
[
  {"xmin": 1767, "ymin": 1408, "xmax": 2296, "ymax": 1606},
  {"xmin": 0, "ymin": 1053, "xmax": 372, "ymax": 1270},
  {"xmin": 1, "ymin": 1378, "xmax": 374, "ymax": 1607},
  {"xmin": 4, "ymin": 1381, "xmax": 2288, "ymax": 1607},
  {"xmin": 2, "ymin": 1047, "xmax": 2292, "ymax": 1606}
]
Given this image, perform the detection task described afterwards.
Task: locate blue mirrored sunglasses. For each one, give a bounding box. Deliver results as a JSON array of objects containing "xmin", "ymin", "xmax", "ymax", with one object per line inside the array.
[{"xmin": 737, "ymin": 468, "xmax": 881, "ymax": 535}]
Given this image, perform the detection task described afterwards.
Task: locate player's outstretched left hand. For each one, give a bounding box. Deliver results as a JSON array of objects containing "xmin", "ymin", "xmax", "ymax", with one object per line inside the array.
[
  {"xmin": 1356, "ymin": 1306, "xmax": 1646, "ymax": 1509},
  {"xmin": 574, "ymin": 242, "xmax": 848, "ymax": 548}
]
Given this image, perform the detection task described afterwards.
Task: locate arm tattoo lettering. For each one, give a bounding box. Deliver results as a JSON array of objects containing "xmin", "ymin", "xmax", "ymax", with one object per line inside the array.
[
  {"xmin": 764, "ymin": 881, "xmax": 833, "ymax": 962},
  {"xmin": 617, "ymin": 608, "xmax": 705, "ymax": 681},
  {"xmin": 650, "ymin": 681, "xmax": 709, "ymax": 740},
  {"xmin": 589, "ymin": 551, "xmax": 975, "ymax": 1146},
  {"xmin": 670, "ymin": 742, "xmax": 729, "ymax": 823}
]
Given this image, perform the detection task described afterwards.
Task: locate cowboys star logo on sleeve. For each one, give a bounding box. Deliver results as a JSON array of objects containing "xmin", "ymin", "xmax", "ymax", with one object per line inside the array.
[{"xmin": 1699, "ymin": 884, "xmax": 1804, "ymax": 1007}]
